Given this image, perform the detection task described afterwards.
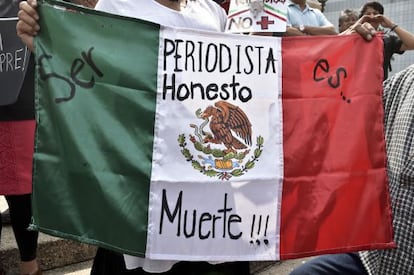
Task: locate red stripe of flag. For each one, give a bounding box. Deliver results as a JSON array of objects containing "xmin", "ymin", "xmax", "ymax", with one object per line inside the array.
[{"xmin": 280, "ymin": 34, "xmax": 395, "ymax": 259}]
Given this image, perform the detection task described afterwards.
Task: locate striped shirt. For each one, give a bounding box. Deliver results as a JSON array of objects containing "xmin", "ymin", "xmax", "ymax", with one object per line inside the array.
[{"xmin": 359, "ymin": 64, "xmax": 414, "ymax": 274}]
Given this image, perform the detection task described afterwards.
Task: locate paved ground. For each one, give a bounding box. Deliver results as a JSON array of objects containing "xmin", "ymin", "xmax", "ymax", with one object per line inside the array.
[
  {"xmin": 43, "ymin": 260, "xmax": 92, "ymax": 274},
  {"xmin": 43, "ymin": 258, "xmax": 311, "ymax": 275}
]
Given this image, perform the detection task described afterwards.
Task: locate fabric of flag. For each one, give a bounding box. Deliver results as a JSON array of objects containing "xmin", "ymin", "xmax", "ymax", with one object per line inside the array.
[
  {"xmin": 32, "ymin": 0, "xmax": 394, "ymax": 262},
  {"xmin": 280, "ymin": 35, "xmax": 394, "ymax": 258}
]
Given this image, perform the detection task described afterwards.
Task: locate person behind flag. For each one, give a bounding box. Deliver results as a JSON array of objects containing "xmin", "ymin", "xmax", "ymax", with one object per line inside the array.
[
  {"xmin": 285, "ymin": 0, "xmax": 337, "ymax": 36},
  {"xmin": 16, "ymin": 0, "xmax": 250, "ymax": 274},
  {"xmin": 338, "ymin": 8, "xmax": 358, "ymax": 33},
  {"xmin": 289, "ymin": 19, "xmax": 414, "ymax": 275},
  {"xmin": 306, "ymin": 0, "xmax": 322, "ymax": 11},
  {"xmin": 16, "ymin": 0, "xmax": 227, "ymax": 52},
  {"xmin": 0, "ymin": 0, "xmax": 40, "ymax": 274},
  {"xmin": 348, "ymin": 1, "xmax": 414, "ymax": 79}
]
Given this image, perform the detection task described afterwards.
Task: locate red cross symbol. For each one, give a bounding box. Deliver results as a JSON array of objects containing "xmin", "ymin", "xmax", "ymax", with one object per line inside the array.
[{"xmin": 256, "ymin": 16, "xmax": 275, "ymax": 30}]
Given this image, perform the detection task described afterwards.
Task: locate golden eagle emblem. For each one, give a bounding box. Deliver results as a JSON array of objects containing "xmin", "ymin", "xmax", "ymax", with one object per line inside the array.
[
  {"xmin": 178, "ymin": 101, "xmax": 264, "ymax": 181},
  {"xmin": 201, "ymin": 101, "xmax": 252, "ymax": 153}
]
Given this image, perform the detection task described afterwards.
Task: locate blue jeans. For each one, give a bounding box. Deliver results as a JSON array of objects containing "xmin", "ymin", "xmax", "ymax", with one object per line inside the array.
[{"xmin": 289, "ymin": 253, "xmax": 368, "ymax": 275}]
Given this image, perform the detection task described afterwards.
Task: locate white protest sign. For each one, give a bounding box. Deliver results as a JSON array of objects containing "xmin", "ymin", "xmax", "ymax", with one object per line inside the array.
[{"xmin": 226, "ymin": 0, "xmax": 288, "ymax": 33}]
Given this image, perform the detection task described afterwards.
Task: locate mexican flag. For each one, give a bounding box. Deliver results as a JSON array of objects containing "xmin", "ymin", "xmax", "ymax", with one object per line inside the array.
[{"xmin": 32, "ymin": 0, "xmax": 394, "ymax": 261}]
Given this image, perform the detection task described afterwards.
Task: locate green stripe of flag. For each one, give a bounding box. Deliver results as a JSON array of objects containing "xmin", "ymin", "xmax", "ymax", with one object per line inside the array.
[{"xmin": 33, "ymin": 0, "xmax": 159, "ymax": 255}]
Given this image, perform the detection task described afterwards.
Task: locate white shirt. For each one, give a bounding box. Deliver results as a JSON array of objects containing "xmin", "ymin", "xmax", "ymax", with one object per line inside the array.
[{"xmin": 95, "ymin": 0, "xmax": 227, "ymax": 32}]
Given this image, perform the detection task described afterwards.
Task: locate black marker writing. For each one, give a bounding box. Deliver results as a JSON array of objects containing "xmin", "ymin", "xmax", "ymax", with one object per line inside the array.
[
  {"xmin": 37, "ymin": 47, "xmax": 103, "ymax": 103},
  {"xmin": 162, "ymin": 74, "xmax": 252, "ymax": 102},
  {"xmin": 250, "ymin": 214, "xmax": 270, "ymax": 246},
  {"xmin": 313, "ymin": 59, "xmax": 350, "ymax": 103},
  {"xmin": 159, "ymin": 189, "xmax": 242, "ymax": 240}
]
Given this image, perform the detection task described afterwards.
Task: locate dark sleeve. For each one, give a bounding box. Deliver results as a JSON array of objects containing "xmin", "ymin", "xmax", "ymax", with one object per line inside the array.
[
  {"xmin": 0, "ymin": 0, "xmax": 20, "ymax": 17},
  {"xmin": 383, "ymin": 34, "xmax": 405, "ymax": 79},
  {"xmin": 384, "ymin": 33, "xmax": 404, "ymax": 55}
]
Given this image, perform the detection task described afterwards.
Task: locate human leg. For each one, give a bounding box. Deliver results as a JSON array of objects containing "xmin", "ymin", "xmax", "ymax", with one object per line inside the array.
[
  {"xmin": 6, "ymin": 194, "xmax": 40, "ymax": 275},
  {"xmin": 289, "ymin": 253, "xmax": 367, "ymax": 275}
]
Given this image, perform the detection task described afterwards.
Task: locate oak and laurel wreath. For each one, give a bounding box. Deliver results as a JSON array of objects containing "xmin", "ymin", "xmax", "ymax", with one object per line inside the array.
[{"xmin": 178, "ymin": 134, "xmax": 264, "ymax": 180}]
